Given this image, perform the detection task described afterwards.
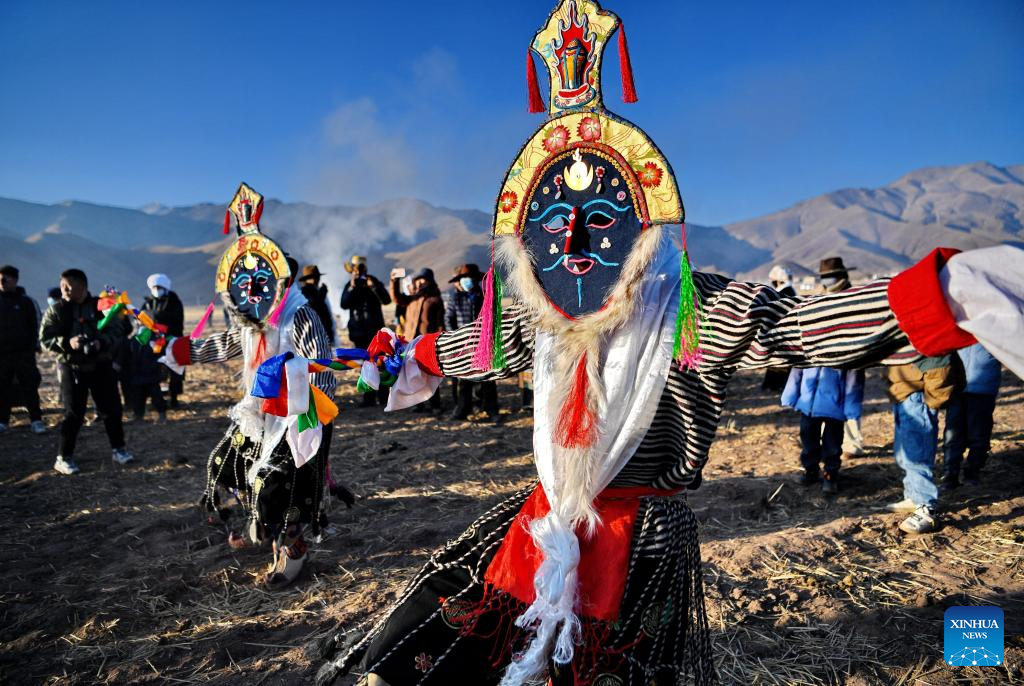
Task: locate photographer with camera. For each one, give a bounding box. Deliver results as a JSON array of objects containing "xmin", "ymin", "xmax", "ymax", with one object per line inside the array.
[
  {"xmin": 339, "ymin": 255, "xmax": 392, "ymax": 406},
  {"xmin": 39, "ymin": 269, "xmax": 135, "ymax": 475}
]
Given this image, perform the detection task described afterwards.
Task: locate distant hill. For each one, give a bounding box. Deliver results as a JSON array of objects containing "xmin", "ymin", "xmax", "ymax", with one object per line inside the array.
[{"xmin": 1, "ymin": 161, "xmax": 1020, "ymax": 306}]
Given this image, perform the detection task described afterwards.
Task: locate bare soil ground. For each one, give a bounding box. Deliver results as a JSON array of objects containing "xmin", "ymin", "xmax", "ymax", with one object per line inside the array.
[{"xmin": 1, "ymin": 342, "xmax": 1021, "ymax": 684}]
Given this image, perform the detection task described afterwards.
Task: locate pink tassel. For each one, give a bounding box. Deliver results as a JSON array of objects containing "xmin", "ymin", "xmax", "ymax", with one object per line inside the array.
[
  {"xmin": 190, "ymin": 301, "xmax": 215, "ymax": 339},
  {"xmin": 471, "ymin": 267, "xmax": 496, "ymax": 370},
  {"xmin": 267, "ymin": 283, "xmax": 291, "ymax": 327}
]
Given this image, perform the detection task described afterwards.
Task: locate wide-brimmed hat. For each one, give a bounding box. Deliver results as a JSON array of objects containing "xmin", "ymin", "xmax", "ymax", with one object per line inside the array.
[
  {"xmin": 414, "ymin": 268, "xmax": 436, "ymax": 283},
  {"xmin": 299, "ymin": 265, "xmax": 324, "ymax": 282},
  {"xmin": 819, "ymin": 257, "xmax": 854, "ymax": 278},
  {"xmin": 448, "ymin": 263, "xmax": 484, "ymax": 283},
  {"xmin": 343, "ymin": 255, "xmax": 368, "ymax": 273}
]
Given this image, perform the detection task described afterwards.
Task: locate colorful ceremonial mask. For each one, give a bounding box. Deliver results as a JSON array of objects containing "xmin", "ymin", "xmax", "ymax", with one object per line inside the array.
[{"xmin": 216, "ymin": 183, "xmax": 291, "ymax": 323}]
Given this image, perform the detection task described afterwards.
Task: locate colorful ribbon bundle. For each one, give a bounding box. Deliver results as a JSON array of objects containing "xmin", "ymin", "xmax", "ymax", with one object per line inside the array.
[
  {"xmin": 248, "ymin": 329, "xmax": 412, "ymax": 432},
  {"xmin": 97, "ymin": 289, "xmax": 170, "ymax": 353}
]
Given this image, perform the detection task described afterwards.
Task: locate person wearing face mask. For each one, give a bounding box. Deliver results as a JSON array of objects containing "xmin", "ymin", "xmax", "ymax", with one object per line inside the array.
[
  {"xmin": 141, "ymin": 273, "xmax": 186, "ymax": 408},
  {"xmin": 445, "ymin": 264, "xmax": 499, "ymax": 421},
  {"xmin": 391, "ymin": 268, "xmax": 446, "ymax": 412}
]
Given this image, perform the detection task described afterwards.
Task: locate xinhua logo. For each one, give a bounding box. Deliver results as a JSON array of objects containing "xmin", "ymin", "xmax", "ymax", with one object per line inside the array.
[{"xmin": 944, "ymin": 606, "xmax": 1003, "ymax": 667}]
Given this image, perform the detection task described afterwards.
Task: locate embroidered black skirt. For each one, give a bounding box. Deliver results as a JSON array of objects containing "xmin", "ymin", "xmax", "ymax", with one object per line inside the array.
[
  {"xmin": 317, "ymin": 485, "xmax": 715, "ymax": 685},
  {"xmin": 203, "ymin": 422, "xmax": 332, "ymax": 541}
]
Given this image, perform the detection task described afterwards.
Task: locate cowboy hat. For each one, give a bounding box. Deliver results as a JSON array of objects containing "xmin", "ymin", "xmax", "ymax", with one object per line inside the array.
[
  {"xmin": 299, "ymin": 265, "xmax": 324, "ymax": 282},
  {"xmin": 818, "ymin": 257, "xmax": 854, "ymax": 278},
  {"xmin": 343, "ymin": 255, "xmax": 368, "ymax": 274},
  {"xmin": 448, "ymin": 263, "xmax": 484, "ymax": 283}
]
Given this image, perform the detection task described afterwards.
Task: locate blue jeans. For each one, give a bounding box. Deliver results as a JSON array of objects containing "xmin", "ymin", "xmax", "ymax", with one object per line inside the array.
[
  {"xmin": 893, "ymin": 392, "xmax": 938, "ymax": 508},
  {"xmin": 943, "ymin": 392, "xmax": 996, "ymax": 478}
]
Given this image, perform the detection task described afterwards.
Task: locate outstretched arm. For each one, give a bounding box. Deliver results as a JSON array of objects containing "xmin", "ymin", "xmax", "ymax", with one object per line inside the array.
[
  {"xmin": 415, "ymin": 303, "xmax": 535, "ymax": 381},
  {"xmin": 693, "ymin": 274, "xmax": 915, "ymax": 373}
]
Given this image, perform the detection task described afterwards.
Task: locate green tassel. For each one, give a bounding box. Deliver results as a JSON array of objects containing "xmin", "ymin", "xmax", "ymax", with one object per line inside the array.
[
  {"xmin": 134, "ymin": 327, "xmax": 153, "ymax": 346},
  {"xmin": 673, "ymin": 248, "xmax": 703, "ymax": 368},
  {"xmin": 379, "ymin": 370, "xmax": 398, "ymax": 387},
  {"xmin": 355, "ymin": 377, "xmax": 374, "ymax": 394},
  {"xmin": 490, "ymin": 267, "xmax": 507, "ymax": 370}
]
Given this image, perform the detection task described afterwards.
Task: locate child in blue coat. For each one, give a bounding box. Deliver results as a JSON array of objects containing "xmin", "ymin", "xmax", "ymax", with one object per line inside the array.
[
  {"xmin": 943, "ymin": 343, "xmax": 1002, "ymax": 487},
  {"xmin": 782, "ymin": 367, "xmax": 865, "ymax": 494}
]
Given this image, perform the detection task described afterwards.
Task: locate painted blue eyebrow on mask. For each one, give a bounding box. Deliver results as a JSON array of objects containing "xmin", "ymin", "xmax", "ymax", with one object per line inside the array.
[
  {"xmin": 528, "ymin": 202, "xmax": 574, "ymax": 223},
  {"xmin": 233, "ymin": 268, "xmax": 272, "ymax": 286},
  {"xmin": 581, "ymin": 199, "xmax": 631, "ymax": 213}
]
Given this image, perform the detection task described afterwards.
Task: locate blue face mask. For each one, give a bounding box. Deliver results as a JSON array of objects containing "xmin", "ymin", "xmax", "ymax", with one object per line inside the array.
[{"xmin": 459, "ymin": 277, "xmax": 475, "ymax": 291}]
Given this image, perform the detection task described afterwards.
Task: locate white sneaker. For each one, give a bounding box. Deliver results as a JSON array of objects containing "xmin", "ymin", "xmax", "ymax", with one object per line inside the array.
[
  {"xmin": 54, "ymin": 455, "xmax": 80, "ymax": 475},
  {"xmin": 112, "ymin": 447, "xmax": 135, "ymax": 465},
  {"xmin": 899, "ymin": 506, "xmax": 937, "ymax": 534},
  {"xmin": 0, "ymin": 422, "xmax": 8, "ymax": 434},
  {"xmin": 30, "ymin": 421, "xmax": 46, "ymax": 434},
  {"xmin": 886, "ymin": 498, "xmax": 918, "ymax": 513}
]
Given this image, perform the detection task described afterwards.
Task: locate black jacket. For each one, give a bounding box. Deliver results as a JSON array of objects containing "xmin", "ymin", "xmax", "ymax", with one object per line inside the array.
[
  {"xmin": 339, "ymin": 276, "xmax": 391, "ymax": 341},
  {"xmin": 142, "ymin": 291, "xmax": 185, "ymax": 338},
  {"xmin": 39, "ymin": 295, "xmax": 128, "ymax": 370},
  {"xmin": 0, "ymin": 287, "xmax": 39, "ymax": 355},
  {"xmin": 301, "ymin": 283, "xmax": 336, "ymax": 344}
]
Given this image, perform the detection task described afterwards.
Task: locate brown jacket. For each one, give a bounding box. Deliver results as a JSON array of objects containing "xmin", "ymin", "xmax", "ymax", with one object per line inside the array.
[
  {"xmin": 886, "ymin": 355, "xmax": 965, "ymax": 409},
  {"xmin": 393, "ymin": 284, "xmax": 445, "ymax": 342}
]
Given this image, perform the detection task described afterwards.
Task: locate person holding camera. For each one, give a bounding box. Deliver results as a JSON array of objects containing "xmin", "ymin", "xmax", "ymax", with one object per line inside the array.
[
  {"xmin": 339, "ymin": 255, "xmax": 392, "ymax": 406},
  {"xmin": 39, "ymin": 268, "xmax": 135, "ymax": 475}
]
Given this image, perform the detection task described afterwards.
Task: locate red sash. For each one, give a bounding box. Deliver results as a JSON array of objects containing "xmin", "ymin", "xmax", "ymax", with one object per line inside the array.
[{"xmin": 483, "ymin": 484, "xmax": 680, "ymax": 621}]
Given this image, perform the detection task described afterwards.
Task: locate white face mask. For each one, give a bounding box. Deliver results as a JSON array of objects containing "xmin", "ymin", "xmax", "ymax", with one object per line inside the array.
[
  {"xmin": 150, "ymin": 286, "xmax": 167, "ymax": 298},
  {"xmin": 459, "ymin": 277, "xmax": 475, "ymax": 291},
  {"xmin": 820, "ymin": 277, "xmax": 839, "ymax": 287}
]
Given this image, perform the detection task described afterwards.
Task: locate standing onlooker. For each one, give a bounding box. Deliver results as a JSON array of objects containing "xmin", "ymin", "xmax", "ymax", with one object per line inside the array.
[
  {"xmin": 444, "ymin": 264, "xmax": 498, "ymax": 421},
  {"xmin": 392, "ymin": 268, "xmax": 446, "ymax": 411},
  {"xmin": 885, "ymin": 356, "xmax": 963, "ymax": 533},
  {"xmin": 0, "ymin": 265, "xmax": 46, "ymax": 435},
  {"xmin": 124, "ymin": 336, "xmax": 168, "ymax": 422},
  {"xmin": 39, "ymin": 269, "xmax": 135, "ymax": 474},
  {"xmin": 943, "ymin": 343, "xmax": 1002, "ymax": 488},
  {"xmin": 339, "ymin": 256, "xmax": 392, "ymax": 406},
  {"xmin": 782, "ymin": 367, "xmax": 865, "ymax": 495},
  {"xmin": 761, "ymin": 265, "xmax": 796, "ymax": 392},
  {"xmin": 299, "ymin": 265, "xmax": 336, "ymax": 345},
  {"xmin": 141, "ymin": 274, "xmax": 185, "ymax": 408},
  {"xmin": 781, "ymin": 257, "xmax": 864, "ymax": 495}
]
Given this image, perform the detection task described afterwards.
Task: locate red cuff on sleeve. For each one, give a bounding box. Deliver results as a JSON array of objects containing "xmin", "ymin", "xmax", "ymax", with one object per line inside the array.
[
  {"xmin": 888, "ymin": 247, "xmax": 977, "ymax": 357},
  {"xmin": 413, "ymin": 332, "xmax": 443, "ymax": 377},
  {"xmin": 170, "ymin": 336, "xmax": 192, "ymax": 366}
]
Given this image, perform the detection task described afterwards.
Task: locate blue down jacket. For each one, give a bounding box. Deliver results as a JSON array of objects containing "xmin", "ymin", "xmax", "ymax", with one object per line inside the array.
[
  {"xmin": 781, "ymin": 367, "xmax": 865, "ymax": 421},
  {"xmin": 958, "ymin": 343, "xmax": 1001, "ymax": 396}
]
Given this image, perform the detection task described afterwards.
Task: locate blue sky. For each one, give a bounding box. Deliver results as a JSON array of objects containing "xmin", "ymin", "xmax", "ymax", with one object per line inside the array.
[{"xmin": 1, "ymin": 0, "xmax": 1021, "ymax": 226}]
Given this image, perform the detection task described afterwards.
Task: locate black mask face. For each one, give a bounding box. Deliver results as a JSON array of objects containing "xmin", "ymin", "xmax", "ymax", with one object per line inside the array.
[
  {"xmin": 520, "ymin": 147, "xmax": 643, "ymax": 317},
  {"xmin": 229, "ymin": 252, "xmax": 279, "ymax": 322}
]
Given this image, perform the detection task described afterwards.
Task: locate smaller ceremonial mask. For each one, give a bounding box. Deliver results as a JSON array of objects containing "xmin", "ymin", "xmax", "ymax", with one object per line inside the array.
[
  {"xmin": 215, "ymin": 183, "xmax": 291, "ymax": 323},
  {"xmin": 494, "ymin": 0, "xmax": 683, "ymax": 319}
]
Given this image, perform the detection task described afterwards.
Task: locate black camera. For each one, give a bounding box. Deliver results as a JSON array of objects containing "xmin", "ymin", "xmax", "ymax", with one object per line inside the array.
[{"xmin": 79, "ymin": 335, "xmax": 102, "ymax": 357}]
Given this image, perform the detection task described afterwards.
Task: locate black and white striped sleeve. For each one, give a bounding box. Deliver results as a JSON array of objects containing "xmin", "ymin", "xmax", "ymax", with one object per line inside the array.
[
  {"xmin": 293, "ymin": 305, "xmax": 338, "ymax": 400},
  {"xmin": 189, "ymin": 327, "xmax": 244, "ymax": 363},
  {"xmin": 434, "ymin": 303, "xmax": 535, "ymax": 380},
  {"xmin": 694, "ymin": 273, "xmax": 917, "ymax": 372}
]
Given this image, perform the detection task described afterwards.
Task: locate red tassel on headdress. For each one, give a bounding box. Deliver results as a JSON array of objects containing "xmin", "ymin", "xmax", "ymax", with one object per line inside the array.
[
  {"xmin": 252, "ymin": 201, "xmax": 263, "ymax": 226},
  {"xmin": 617, "ymin": 23, "xmax": 638, "ymax": 103},
  {"xmin": 526, "ymin": 50, "xmax": 545, "ymax": 113},
  {"xmin": 223, "ymin": 209, "xmax": 231, "ymax": 235},
  {"xmin": 556, "ymin": 355, "xmax": 596, "ymax": 448}
]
